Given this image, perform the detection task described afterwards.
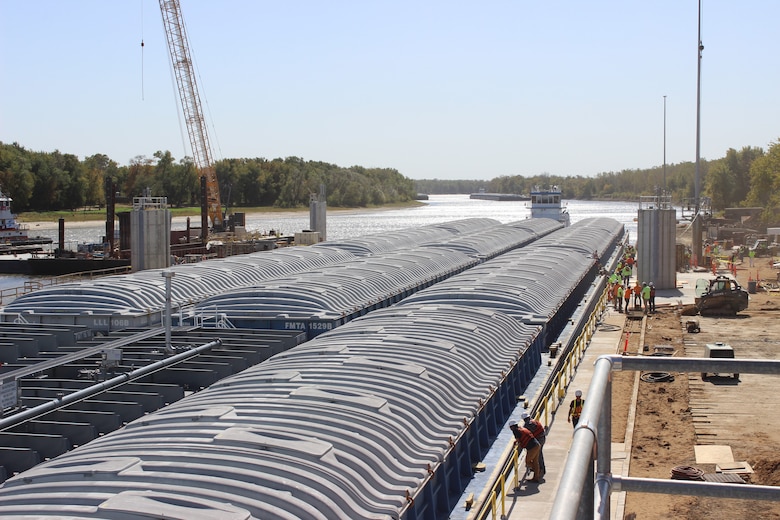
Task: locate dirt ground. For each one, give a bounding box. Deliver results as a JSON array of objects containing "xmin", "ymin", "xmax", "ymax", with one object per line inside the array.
[{"xmin": 615, "ymin": 252, "xmax": 780, "ymax": 519}]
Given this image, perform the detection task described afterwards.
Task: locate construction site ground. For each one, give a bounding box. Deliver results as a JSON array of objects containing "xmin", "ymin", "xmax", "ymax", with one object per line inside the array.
[{"xmin": 617, "ymin": 255, "xmax": 780, "ymax": 519}]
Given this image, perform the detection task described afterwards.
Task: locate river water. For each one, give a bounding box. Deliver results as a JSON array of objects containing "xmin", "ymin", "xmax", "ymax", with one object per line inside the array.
[{"xmin": 2, "ymin": 195, "xmax": 645, "ymax": 291}]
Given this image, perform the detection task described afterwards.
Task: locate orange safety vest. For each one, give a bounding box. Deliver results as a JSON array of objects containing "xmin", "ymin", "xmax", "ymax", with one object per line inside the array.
[
  {"xmin": 513, "ymin": 426, "xmax": 538, "ymax": 449},
  {"xmin": 570, "ymin": 398, "xmax": 584, "ymax": 417},
  {"xmin": 526, "ymin": 419, "xmax": 546, "ymax": 441}
]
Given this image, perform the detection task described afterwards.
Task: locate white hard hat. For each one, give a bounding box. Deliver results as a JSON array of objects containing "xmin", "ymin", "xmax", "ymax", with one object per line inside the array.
[{"xmin": 575, "ymin": 390, "xmax": 582, "ymax": 397}]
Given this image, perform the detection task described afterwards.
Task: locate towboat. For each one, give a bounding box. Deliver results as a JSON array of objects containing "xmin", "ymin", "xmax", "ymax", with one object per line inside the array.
[
  {"xmin": 529, "ymin": 185, "xmax": 571, "ymax": 226},
  {"xmin": 0, "ymin": 191, "xmax": 53, "ymax": 249}
]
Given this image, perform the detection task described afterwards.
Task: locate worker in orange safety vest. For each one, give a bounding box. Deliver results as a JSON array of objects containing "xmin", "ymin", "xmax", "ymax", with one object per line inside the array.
[
  {"xmin": 633, "ymin": 281, "xmax": 642, "ymax": 309},
  {"xmin": 521, "ymin": 411, "xmax": 546, "ymax": 475},
  {"xmin": 509, "ymin": 422, "xmax": 542, "ymax": 483},
  {"xmin": 568, "ymin": 389, "xmax": 585, "ymax": 428}
]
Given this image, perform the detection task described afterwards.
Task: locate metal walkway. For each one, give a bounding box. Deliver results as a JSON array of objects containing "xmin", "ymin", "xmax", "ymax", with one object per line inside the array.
[{"xmin": 470, "ymin": 273, "xmax": 701, "ymax": 520}]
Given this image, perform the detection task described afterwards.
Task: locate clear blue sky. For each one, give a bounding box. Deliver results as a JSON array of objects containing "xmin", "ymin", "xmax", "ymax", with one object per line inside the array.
[{"xmin": 1, "ymin": 1, "xmax": 777, "ymax": 180}]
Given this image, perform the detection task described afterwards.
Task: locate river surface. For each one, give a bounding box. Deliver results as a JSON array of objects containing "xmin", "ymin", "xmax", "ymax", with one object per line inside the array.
[{"xmin": 2, "ymin": 195, "xmax": 650, "ymax": 291}]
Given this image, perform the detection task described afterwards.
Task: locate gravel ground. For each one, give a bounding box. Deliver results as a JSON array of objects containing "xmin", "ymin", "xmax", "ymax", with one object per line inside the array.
[{"xmin": 617, "ymin": 255, "xmax": 780, "ymax": 519}]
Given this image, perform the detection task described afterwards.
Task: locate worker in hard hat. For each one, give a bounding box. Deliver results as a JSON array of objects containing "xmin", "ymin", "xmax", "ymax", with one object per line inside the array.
[
  {"xmin": 641, "ymin": 282, "xmax": 651, "ymax": 314},
  {"xmin": 522, "ymin": 411, "xmax": 546, "ymax": 477},
  {"xmin": 509, "ymin": 421, "xmax": 542, "ymax": 483},
  {"xmin": 568, "ymin": 389, "xmax": 585, "ymax": 428}
]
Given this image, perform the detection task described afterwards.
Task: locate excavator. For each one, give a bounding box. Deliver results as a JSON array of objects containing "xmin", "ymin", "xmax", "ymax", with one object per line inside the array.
[{"xmin": 159, "ymin": 0, "xmax": 224, "ymax": 235}]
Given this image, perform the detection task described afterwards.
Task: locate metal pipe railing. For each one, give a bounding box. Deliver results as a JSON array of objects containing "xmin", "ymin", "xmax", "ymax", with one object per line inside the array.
[
  {"xmin": 470, "ymin": 238, "xmax": 623, "ymax": 519},
  {"xmin": 614, "ymin": 475, "xmax": 780, "ymax": 501},
  {"xmin": 551, "ymin": 354, "xmax": 780, "ymax": 520},
  {"xmin": 0, "ymin": 338, "xmax": 221, "ymax": 431},
  {"xmin": 472, "ymin": 284, "xmax": 609, "ymax": 520}
]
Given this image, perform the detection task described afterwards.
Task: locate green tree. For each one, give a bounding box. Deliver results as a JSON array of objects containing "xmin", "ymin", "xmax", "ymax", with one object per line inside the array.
[
  {"xmin": 746, "ymin": 139, "xmax": 780, "ymax": 225},
  {"xmin": 724, "ymin": 146, "xmax": 763, "ymax": 204},
  {"xmin": 29, "ymin": 152, "xmax": 66, "ymax": 210},
  {"xmin": 83, "ymin": 153, "xmax": 119, "ymax": 207},
  {"xmin": 124, "ymin": 156, "xmax": 155, "ymax": 197},
  {"xmin": 56, "ymin": 152, "xmax": 87, "ymax": 210},
  {"xmin": 276, "ymin": 157, "xmax": 312, "ymax": 207},
  {"xmin": 705, "ymin": 162, "xmax": 735, "ymax": 211},
  {"xmin": 0, "ymin": 143, "xmax": 35, "ymax": 210}
]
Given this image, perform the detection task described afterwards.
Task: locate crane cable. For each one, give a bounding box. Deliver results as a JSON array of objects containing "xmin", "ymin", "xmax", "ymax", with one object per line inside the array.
[{"xmin": 141, "ymin": 0, "xmax": 145, "ymax": 101}]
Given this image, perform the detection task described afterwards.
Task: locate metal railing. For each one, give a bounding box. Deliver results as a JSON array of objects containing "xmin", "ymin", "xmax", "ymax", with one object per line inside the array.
[
  {"xmin": 550, "ymin": 355, "xmax": 780, "ymax": 520},
  {"xmin": 639, "ymin": 194, "xmax": 673, "ymax": 211},
  {"xmin": 472, "ymin": 286, "xmax": 610, "ymax": 519},
  {"xmin": 0, "ymin": 265, "xmax": 132, "ymax": 304}
]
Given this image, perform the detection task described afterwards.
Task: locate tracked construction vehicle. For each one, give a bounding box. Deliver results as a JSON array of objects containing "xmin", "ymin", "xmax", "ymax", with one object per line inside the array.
[{"xmin": 694, "ymin": 275, "xmax": 749, "ymax": 316}]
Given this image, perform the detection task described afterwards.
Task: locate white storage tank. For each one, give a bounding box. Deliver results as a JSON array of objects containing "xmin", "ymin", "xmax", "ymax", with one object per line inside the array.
[
  {"xmin": 636, "ymin": 195, "xmax": 677, "ymax": 290},
  {"xmin": 131, "ymin": 196, "xmax": 171, "ymax": 271},
  {"xmin": 309, "ymin": 184, "xmax": 327, "ymax": 241}
]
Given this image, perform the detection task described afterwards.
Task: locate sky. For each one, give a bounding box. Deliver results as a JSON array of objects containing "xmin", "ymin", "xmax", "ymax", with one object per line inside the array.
[{"xmin": 1, "ymin": 1, "xmax": 778, "ymax": 181}]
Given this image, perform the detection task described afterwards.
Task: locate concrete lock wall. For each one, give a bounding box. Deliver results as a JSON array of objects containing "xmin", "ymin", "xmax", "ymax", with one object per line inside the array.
[
  {"xmin": 637, "ymin": 208, "xmax": 676, "ymax": 290},
  {"xmin": 131, "ymin": 208, "xmax": 172, "ymax": 272}
]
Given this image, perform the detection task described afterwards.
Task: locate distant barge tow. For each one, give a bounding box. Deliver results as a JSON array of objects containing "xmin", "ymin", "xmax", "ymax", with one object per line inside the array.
[{"xmin": 469, "ymin": 192, "xmax": 529, "ymax": 201}]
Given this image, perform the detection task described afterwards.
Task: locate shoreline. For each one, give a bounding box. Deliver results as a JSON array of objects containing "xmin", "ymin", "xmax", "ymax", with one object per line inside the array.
[{"xmin": 20, "ymin": 205, "xmax": 406, "ymax": 232}]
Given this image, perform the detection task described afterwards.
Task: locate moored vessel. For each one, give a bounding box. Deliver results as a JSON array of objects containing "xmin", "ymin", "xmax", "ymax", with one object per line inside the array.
[{"xmin": 0, "ymin": 191, "xmax": 53, "ymax": 248}]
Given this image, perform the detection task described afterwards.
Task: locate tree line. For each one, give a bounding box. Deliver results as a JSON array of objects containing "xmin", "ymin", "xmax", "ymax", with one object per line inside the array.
[
  {"xmin": 0, "ymin": 142, "xmax": 417, "ymax": 212},
  {"xmin": 2, "ymin": 139, "xmax": 778, "ymax": 227},
  {"xmin": 414, "ymin": 140, "xmax": 780, "ymax": 227}
]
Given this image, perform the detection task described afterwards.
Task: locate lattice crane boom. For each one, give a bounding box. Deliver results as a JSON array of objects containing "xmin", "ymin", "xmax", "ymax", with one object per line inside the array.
[{"xmin": 159, "ymin": 0, "xmax": 223, "ymax": 230}]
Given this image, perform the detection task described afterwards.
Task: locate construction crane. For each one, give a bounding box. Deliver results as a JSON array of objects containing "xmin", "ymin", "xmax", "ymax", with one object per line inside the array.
[{"xmin": 158, "ymin": 0, "xmax": 223, "ymax": 233}]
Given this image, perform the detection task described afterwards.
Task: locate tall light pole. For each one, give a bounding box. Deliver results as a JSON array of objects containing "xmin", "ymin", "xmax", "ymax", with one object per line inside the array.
[
  {"xmin": 693, "ymin": 0, "xmax": 704, "ymax": 266},
  {"xmin": 663, "ymin": 95, "xmax": 667, "ymax": 193}
]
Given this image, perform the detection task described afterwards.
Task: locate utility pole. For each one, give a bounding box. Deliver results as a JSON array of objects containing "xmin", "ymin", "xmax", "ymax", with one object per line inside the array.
[
  {"xmin": 692, "ymin": 0, "xmax": 704, "ymax": 266},
  {"xmin": 663, "ymin": 95, "xmax": 667, "ymax": 193}
]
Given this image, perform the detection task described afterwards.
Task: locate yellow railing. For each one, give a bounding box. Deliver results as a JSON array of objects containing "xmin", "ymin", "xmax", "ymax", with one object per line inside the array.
[
  {"xmin": 535, "ymin": 286, "xmax": 607, "ymax": 431},
  {"xmin": 478, "ymin": 285, "xmax": 609, "ymax": 519}
]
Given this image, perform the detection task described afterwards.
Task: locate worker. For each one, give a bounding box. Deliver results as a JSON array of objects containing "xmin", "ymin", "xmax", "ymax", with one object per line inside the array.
[
  {"xmin": 633, "ymin": 280, "xmax": 642, "ymax": 309},
  {"xmin": 568, "ymin": 390, "xmax": 585, "ymax": 427},
  {"xmin": 749, "ymin": 249, "xmax": 756, "ymax": 267},
  {"xmin": 521, "ymin": 412, "xmax": 546, "ymax": 476},
  {"xmin": 641, "ymin": 282, "xmax": 651, "ymax": 313},
  {"xmin": 616, "ymin": 284, "xmax": 624, "ymax": 312},
  {"xmin": 623, "ymin": 284, "xmax": 631, "ymax": 313},
  {"xmin": 625, "ymin": 254, "xmax": 634, "ymax": 271},
  {"xmin": 649, "ymin": 282, "xmax": 656, "ymax": 313},
  {"xmin": 621, "ymin": 264, "xmax": 632, "ymax": 286},
  {"xmin": 509, "ymin": 422, "xmax": 543, "ymax": 483},
  {"xmin": 612, "ymin": 282, "xmax": 621, "ymax": 310}
]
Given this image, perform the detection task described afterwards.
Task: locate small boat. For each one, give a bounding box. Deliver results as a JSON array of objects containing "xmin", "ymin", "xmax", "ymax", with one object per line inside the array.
[
  {"xmin": 528, "ymin": 185, "xmax": 570, "ymax": 226},
  {"xmin": 0, "ymin": 191, "xmax": 53, "ymax": 248}
]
